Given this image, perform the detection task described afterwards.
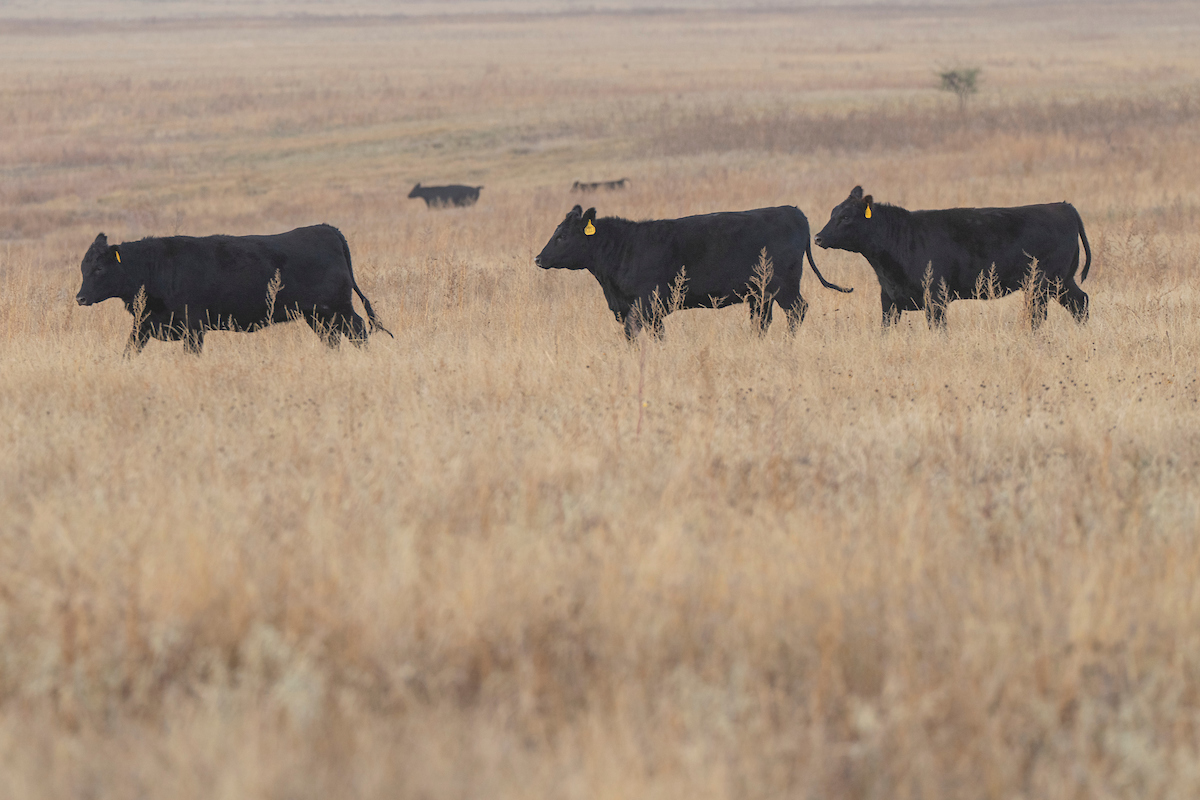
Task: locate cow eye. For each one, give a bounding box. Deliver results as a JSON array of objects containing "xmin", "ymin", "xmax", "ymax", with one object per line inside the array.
[{"xmin": 95, "ymin": 265, "xmax": 105, "ymax": 274}]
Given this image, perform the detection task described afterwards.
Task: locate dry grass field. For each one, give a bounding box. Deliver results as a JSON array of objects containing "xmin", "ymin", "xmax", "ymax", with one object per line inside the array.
[{"xmin": 2, "ymin": 1, "xmax": 1200, "ymax": 797}]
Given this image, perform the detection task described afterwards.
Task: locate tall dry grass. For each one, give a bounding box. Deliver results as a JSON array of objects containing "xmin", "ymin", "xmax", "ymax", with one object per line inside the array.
[{"xmin": 2, "ymin": 2, "xmax": 1200, "ymax": 798}]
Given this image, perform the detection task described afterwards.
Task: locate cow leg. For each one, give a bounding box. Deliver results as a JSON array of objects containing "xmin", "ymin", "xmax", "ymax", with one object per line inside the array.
[
  {"xmin": 625, "ymin": 300, "xmax": 656, "ymax": 342},
  {"xmin": 1027, "ymin": 282, "xmax": 1050, "ymax": 330},
  {"xmin": 784, "ymin": 296, "xmax": 808, "ymax": 334},
  {"xmin": 623, "ymin": 312, "xmax": 663, "ymax": 341},
  {"xmin": 183, "ymin": 328, "xmax": 204, "ymax": 355},
  {"xmin": 748, "ymin": 296, "xmax": 773, "ymax": 335},
  {"xmin": 623, "ymin": 313, "xmax": 643, "ymax": 342},
  {"xmin": 305, "ymin": 312, "xmax": 341, "ymax": 349},
  {"xmin": 1022, "ymin": 273, "xmax": 1056, "ymax": 329},
  {"xmin": 774, "ymin": 283, "xmax": 807, "ymax": 334},
  {"xmin": 336, "ymin": 308, "xmax": 370, "ymax": 348},
  {"xmin": 1057, "ymin": 281, "xmax": 1090, "ymax": 323},
  {"xmin": 881, "ymin": 291, "xmax": 901, "ymax": 329},
  {"xmin": 123, "ymin": 321, "xmax": 150, "ymax": 358},
  {"xmin": 642, "ymin": 301, "xmax": 665, "ymax": 340}
]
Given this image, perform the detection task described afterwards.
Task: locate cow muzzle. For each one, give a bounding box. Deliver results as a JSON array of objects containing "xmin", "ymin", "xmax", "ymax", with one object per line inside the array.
[{"xmin": 76, "ymin": 295, "xmax": 92, "ymax": 306}]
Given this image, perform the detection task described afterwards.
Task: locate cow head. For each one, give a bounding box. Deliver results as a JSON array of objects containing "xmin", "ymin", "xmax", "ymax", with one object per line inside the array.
[
  {"xmin": 408, "ymin": 183, "xmax": 422, "ymax": 197},
  {"xmin": 76, "ymin": 233, "xmax": 135, "ymax": 306},
  {"xmin": 814, "ymin": 186, "xmax": 874, "ymax": 253},
  {"xmin": 535, "ymin": 205, "xmax": 598, "ymax": 271}
]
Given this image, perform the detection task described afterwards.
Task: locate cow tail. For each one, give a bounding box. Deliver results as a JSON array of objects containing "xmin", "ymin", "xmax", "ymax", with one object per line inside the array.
[
  {"xmin": 806, "ymin": 238, "xmax": 853, "ymax": 294},
  {"xmin": 339, "ymin": 230, "xmax": 395, "ymax": 339},
  {"xmin": 1075, "ymin": 207, "xmax": 1093, "ymax": 282}
]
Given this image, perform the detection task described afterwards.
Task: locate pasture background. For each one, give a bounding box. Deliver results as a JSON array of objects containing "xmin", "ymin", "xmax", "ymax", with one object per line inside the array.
[{"xmin": 2, "ymin": 1, "xmax": 1200, "ymax": 797}]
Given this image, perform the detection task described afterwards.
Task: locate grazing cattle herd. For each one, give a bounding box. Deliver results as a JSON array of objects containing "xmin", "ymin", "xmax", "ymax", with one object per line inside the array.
[{"xmin": 76, "ymin": 179, "xmax": 1095, "ymax": 354}]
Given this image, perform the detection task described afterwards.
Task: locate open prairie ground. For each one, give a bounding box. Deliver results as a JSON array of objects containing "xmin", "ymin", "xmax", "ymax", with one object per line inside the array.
[{"xmin": 2, "ymin": 1, "xmax": 1200, "ymax": 797}]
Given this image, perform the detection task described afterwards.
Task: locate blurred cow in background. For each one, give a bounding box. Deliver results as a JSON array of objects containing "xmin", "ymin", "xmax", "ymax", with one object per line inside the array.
[{"xmin": 408, "ymin": 183, "xmax": 483, "ymax": 208}]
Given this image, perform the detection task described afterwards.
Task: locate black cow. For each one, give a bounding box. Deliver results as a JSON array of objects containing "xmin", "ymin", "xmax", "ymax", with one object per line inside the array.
[
  {"xmin": 75, "ymin": 224, "xmax": 391, "ymax": 355},
  {"xmin": 407, "ymin": 183, "xmax": 483, "ymax": 208},
  {"xmin": 572, "ymin": 178, "xmax": 629, "ymax": 192},
  {"xmin": 535, "ymin": 205, "xmax": 852, "ymax": 340},
  {"xmin": 814, "ymin": 186, "xmax": 1092, "ymax": 329}
]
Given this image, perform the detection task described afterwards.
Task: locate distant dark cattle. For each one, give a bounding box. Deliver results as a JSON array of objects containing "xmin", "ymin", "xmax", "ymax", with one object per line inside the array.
[
  {"xmin": 407, "ymin": 183, "xmax": 482, "ymax": 208},
  {"xmin": 572, "ymin": 178, "xmax": 629, "ymax": 192},
  {"xmin": 75, "ymin": 224, "xmax": 391, "ymax": 355},
  {"xmin": 535, "ymin": 204, "xmax": 852, "ymax": 340},
  {"xmin": 814, "ymin": 186, "xmax": 1091, "ymax": 329}
]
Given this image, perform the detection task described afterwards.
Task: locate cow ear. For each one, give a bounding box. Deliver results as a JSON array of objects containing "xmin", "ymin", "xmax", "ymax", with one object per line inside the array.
[
  {"xmin": 569, "ymin": 204, "xmax": 583, "ymax": 217},
  {"xmin": 864, "ymin": 196, "xmax": 873, "ymax": 219},
  {"xmin": 92, "ymin": 233, "xmax": 108, "ymax": 249},
  {"xmin": 582, "ymin": 207, "xmax": 596, "ymax": 222},
  {"xmin": 850, "ymin": 186, "xmax": 863, "ymax": 199}
]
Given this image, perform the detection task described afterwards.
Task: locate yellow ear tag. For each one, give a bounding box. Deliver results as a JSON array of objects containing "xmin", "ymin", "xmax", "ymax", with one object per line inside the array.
[
  {"xmin": 115, "ymin": 249, "xmax": 121, "ymax": 262},
  {"xmin": 865, "ymin": 206, "xmax": 872, "ymax": 219},
  {"xmin": 584, "ymin": 220, "xmax": 596, "ymax": 236}
]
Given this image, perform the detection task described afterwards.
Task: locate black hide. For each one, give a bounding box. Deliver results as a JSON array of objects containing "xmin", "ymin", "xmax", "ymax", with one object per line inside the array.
[
  {"xmin": 814, "ymin": 186, "xmax": 1092, "ymax": 329},
  {"xmin": 535, "ymin": 205, "xmax": 852, "ymax": 340},
  {"xmin": 76, "ymin": 224, "xmax": 390, "ymax": 355}
]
